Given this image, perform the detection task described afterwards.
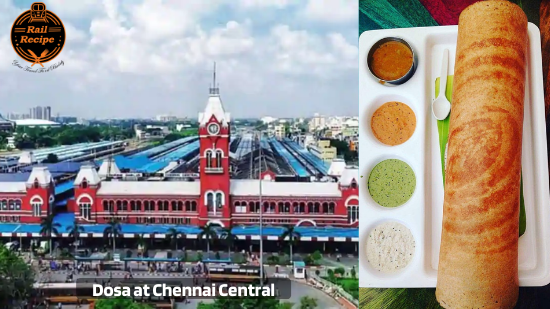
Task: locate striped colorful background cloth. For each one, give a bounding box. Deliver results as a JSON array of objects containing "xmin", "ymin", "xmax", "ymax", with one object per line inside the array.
[{"xmin": 359, "ymin": 0, "xmax": 550, "ymax": 308}]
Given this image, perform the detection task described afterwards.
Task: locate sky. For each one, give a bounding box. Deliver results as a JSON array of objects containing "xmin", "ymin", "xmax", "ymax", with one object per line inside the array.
[{"xmin": 0, "ymin": 0, "xmax": 358, "ymax": 119}]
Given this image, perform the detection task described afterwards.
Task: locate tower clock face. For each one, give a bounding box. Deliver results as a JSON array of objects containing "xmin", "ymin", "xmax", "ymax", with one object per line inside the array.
[{"xmin": 207, "ymin": 123, "xmax": 220, "ymax": 135}]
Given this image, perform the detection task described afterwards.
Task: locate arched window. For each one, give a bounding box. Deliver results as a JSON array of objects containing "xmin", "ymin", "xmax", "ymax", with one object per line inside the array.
[
  {"xmin": 206, "ymin": 192, "xmax": 214, "ymax": 211},
  {"xmin": 307, "ymin": 202, "xmax": 313, "ymax": 213},
  {"xmin": 216, "ymin": 150, "xmax": 223, "ymax": 168},
  {"xmin": 328, "ymin": 202, "xmax": 335, "ymax": 214},
  {"xmin": 79, "ymin": 203, "xmax": 91, "ymax": 220},
  {"xmin": 130, "ymin": 201, "xmax": 136, "ymax": 211},
  {"xmin": 205, "ymin": 150, "xmax": 213, "ymax": 168},
  {"xmin": 33, "ymin": 179, "xmax": 39, "ymax": 189},
  {"xmin": 122, "ymin": 200, "xmax": 128, "ymax": 211},
  {"xmin": 351, "ymin": 181, "xmax": 357, "ymax": 189},
  {"xmin": 277, "ymin": 202, "xmax": 284, "ymax": 213},
  {"xmin": 30, "ymin": 196, "xmax": 43, "ymax": 217},
  {"xmin": 313, "ymin": 202, "xmax": 320, "ymax": 213},
  {"xmin": 292, "ymin": 202, "xmax": 299, "ymax": 213},
  {"xmin": 263, "ymin": 201, "xmax": 269, "ymax": 213},
  {"xmin": 0, "ymin": 200, "xmax": 7, "ymax": 211},
  {"xmin": 81, "ymin": 180, "xmax": 88, "ymax": 189},
  {"xmin": 215, "ymin": 193, "xmax": 223, "ymax": 209},
  {"xmin": 14, "ymin": 199, "xmax": 21, "ymax": 210},
  {"xmin": 347, "ymin": 205, "xmax": 358, "ymax": 224},
  {"xmin": 299, "ymin": 202, "xmax": 305, "ymax": 213},
  {"xmin": 136, "ymin": 200, "xmax": 142, "ymax": 211},
  {"xmin": 8, "ymin": 200, "xmax": 14, "ymax": 210},
  {"xmin": 144, "ymin": 200, "xmax": 150, "ymax": 211},
  {"xmin": 116, "ymin": 200, "xmax": 122, "ymax": 211},
  {"xmin": 284, "ymin": 202, "xmax": 291, "ymax": 213},
  {"xmin": 190, "ymin": 201, "xmax": 197, "ymax": 211},
  {"xmin": 322, "ymin": 202, "xmax": 329, "ymax": 213},
  {"xmin": 184, "ymin": 201, "xmax": 190, "ymax": 211}
]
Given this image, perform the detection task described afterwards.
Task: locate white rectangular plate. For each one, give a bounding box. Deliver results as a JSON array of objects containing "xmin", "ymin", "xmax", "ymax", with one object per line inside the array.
[{"xmin": 359, "ymin": 24, "xmax": 550, "ymax": 288}]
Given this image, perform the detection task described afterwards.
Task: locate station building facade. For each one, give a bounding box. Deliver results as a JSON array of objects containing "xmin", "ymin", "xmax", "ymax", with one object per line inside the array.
[{"xmin": 0, "ymin": 87, "xmax": 359, "ymax": 242}]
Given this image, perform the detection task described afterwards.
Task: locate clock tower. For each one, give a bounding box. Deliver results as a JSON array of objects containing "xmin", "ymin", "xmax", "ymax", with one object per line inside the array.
[{"xmin": 197, "ymin": 63, "xmax": 231, "ymax": 227}]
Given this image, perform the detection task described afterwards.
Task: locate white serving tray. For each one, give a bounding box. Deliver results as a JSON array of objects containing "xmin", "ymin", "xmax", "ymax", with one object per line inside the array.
[{"xmin": 359, "ymin": 23, "xmax": 550, "ymax": 288}]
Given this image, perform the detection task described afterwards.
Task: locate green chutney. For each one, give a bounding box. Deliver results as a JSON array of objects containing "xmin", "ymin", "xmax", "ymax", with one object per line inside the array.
[{"xmin": 368, "ymin": 159, "xmax": 416, "ymax": 207}]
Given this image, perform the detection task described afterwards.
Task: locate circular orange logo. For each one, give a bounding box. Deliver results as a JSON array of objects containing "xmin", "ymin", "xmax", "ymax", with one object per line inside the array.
[{"xmin": 10, "ymin": 2, "xmax": 65, "ymax": 67}]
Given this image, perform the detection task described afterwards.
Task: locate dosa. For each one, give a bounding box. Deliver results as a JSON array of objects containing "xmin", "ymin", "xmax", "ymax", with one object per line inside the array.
[{"xmin": 435, "ymin": 1, "xmax": 528, "ymax": 308}]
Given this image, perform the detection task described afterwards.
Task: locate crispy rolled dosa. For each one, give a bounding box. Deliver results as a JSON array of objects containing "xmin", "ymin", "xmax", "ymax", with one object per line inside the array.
[{"xmin": 436, "ymin": 1, "xmax": 527, "ymax": 308}]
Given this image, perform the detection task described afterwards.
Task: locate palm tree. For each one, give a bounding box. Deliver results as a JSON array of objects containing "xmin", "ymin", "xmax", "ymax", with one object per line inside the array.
[
  {"xmin": 299, "ymin": 296, "xmax": 318, "ymax": 309},
  {"xmin": 136, "ymin": 233, "xmax": 147, "ymax": 256},
  {"xmin": 220, "ymin": 227, "xmax": 238, "ymax": 259},
  {"xmin": 281, "ymin": 225, "xmax": 301, "ymax": 263},
  {"xmin": 67, "ymin": 219, "xmax": 84, "ymax": 257},
  {"xmin": 103, "ymin": 218, "xmax": 122, "ymax": 257},
  {"xmin": 40, "ymin": 214, "xmax": 60, "ymax": 257},
  {"xmin": 198, "ymin": 224, "xmax": 217, "ymax": 259},
  {"xmin": 166, "ymin": 227, "xmax": 181, "ymax": 251}
]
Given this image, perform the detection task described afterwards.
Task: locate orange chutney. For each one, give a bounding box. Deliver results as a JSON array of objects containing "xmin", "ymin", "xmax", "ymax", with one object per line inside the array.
[{"xmin": 371, "ymin": 41, "xmax": 413, "ymax": 81}]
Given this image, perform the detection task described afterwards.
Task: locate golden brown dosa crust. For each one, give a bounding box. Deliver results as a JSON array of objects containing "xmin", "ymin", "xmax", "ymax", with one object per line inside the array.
[{"xmin": 435, "ymin": 1, "xmax": 527, "ymax": 308}]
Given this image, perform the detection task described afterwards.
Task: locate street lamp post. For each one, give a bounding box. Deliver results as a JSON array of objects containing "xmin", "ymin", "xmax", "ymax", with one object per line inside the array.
[{"xmin": 258, "ymin": 131, "xmax": 264, "ymax": 286}]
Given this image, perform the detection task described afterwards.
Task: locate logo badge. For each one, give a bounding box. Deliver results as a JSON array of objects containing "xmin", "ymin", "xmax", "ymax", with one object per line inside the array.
[{"xmin": 10, "ymin": 2, "xmax": 65, "ymax": 67}]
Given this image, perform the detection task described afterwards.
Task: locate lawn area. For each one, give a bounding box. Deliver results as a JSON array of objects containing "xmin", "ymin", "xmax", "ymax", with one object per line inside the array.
[{"xmin": 324, "ymin": 277, "xmax": 359, "ymax": 300}]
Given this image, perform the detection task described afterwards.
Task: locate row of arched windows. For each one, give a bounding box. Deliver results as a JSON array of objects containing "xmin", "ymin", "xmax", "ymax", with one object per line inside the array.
[
  {"xmin": 233, "ymin": 201, "xmax": 336, "ymax": 214},
  {"xmin": 205, "ymin": 149, "xmax": 223, "ymax": 169},
  {"xmin": 0, "ymin": 199, "xmax": 22, "ymax": 211},
  {"xmin": 102, "ymin": 200, "xmax": 198, "ymax": 213}
]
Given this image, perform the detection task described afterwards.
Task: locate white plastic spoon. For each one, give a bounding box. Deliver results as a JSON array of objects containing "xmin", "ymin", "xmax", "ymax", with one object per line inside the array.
[{"xmin": 432, "ymin": 49, "xmax": 451, "ymax": 120}]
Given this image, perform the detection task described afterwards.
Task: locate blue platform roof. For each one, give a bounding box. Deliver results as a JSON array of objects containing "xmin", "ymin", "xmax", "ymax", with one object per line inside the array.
[
  {"xmin": 21, "ymin": 162, "xmax": 95, "ymax": 174},
  {"xmin": 154, "ymin": 140, "xmax": 199, "ymax": 162},
  {"xmin": 136, "ymin": 161, "xmax": 169, "ymax": 173},
  {"xmin": 269, "ymin": 138, "xmax": 309, "ymax": 177},
  {"xmin": 0, "ymin": 213, "xmax": 359, "ymax": 238},
  {"xmin": 284, "ymin": 139, "xmax": 329, "ymax": 175},
  {"xmin": 0, "ymin": 172, "xmax": 66, "ymax": 182},
  {"xmin": 131, "ymin": 136, "xmax": 198, "ymax": 158},
  {"xmin": 54, "ymin": 198, "xmax": 71, "ymax": 207},
  {"xmin": 97, "ymin": 155, "xmax": 152, "ymax": 171},
  {"xmin": 54, "ymin": 181, "xmax": 74, "ymax": 195}
]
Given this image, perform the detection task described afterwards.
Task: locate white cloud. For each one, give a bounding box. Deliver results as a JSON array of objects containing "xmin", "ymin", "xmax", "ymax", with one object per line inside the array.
[
  {"xmin": 238, "ymin": 0, "xmax": 294, "ymax": 8},
  {"xmin": 0, "ymin": 0, "xmax": 358, "ymax": 118},
  {"xmin": 304, "ymin": 0, "xmax": 357, "ymax": 23}
]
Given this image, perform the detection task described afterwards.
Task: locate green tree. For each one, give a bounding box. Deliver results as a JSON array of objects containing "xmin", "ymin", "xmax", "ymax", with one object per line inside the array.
[
  {"xmin": 280, "ymin": 225, "xmax": 301, "ymax": 263},
  {"xmin": 40, "ymin": 213, "xmax": 60, "ymax": 257},
  {"xmin": 67, "ymin": 219, "xmax": 84, "ymax": 256},
  {"xmin": 350, "ymin": 267, "xmax": 356, "ymax": 279},
  {"xmin": 43, "ymin": 153, "xmax": 59, "ymax": 163},
  {"xmin": 0, "ymin": 246, "xmax": 34, "ymax": 308},
  {"xmin": 103, "ymin": 218, "xmax": 122, "ymax": 255},
  {"xmin": 278, "ymin": 302, "xmax": 294, "ymax": 309},
  {"xmin": 299, "ymin": 296, "xmax": 318, "ymax": 309},
  {"xmin": 14, "ymin": 135, "xmax": 34, "ymax": 149},
  {"xmin": 136, "ymin": 233, "xmax": 148, "ymax": 256},
  {"xmin": 166, "ymin": 227, "xmax": 181, "ymax": 251},
  {"xmin": 335, "ymin": 267, "xmax": 346, "ymax": 277},
  {"xmin": 95, "ymin": 297, "xmax": 153, "ymax": 309},
  {"xmin": 220, "ymin": 227, "xmax": 238, "ymax": 258},
  {"xmin": 163, "ymin": 133, "xmax": 181, "ymax": 142},
  {"xmin": 209, "ymin": 295, "xmax": 281, "ymax": 309},
  {"xmin": 198, "ymin": 223, "xmax": 218, "ymax": 257},
  {"xmin": 311, "ymin": 250, "xmax": 322, "ymax": 263}
]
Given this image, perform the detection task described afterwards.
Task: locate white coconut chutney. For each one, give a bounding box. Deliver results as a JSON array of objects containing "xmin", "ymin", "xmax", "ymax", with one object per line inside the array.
[{"xmin": 366, "ymin": 221, "xmax": 415, "ymax": 273}]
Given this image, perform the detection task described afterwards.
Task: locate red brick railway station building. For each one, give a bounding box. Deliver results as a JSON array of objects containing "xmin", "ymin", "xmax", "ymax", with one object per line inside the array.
[{"xmin": 0, "ymin": 85, "xmax": 359, "ymax": 249}]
